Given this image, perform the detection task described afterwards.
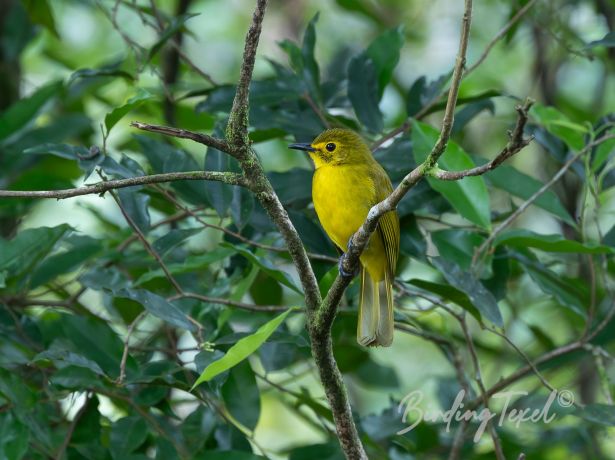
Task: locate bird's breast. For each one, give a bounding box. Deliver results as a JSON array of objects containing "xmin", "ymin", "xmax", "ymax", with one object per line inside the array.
[{"xmin": 312, "ymin": 165, "xmax": 376, "ymax": 250}]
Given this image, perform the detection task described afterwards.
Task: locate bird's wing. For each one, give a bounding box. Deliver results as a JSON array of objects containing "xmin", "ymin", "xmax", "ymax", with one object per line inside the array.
[{"xmin": 371, "ymin": 164, "xmax": 400, "ymax": 276}]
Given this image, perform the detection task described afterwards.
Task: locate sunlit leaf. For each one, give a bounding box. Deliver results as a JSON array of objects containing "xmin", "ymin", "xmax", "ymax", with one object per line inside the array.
[
  {"xmin": 192, "ymin": 308, "xmax": 295, "ymax": 388},
  {"xmin": 104, "ymin": 88, "xmax": 153, "ymax": 133},
  {"xmin": 412, "ymin": 120, "xmax": 491, "ymax": 229}
]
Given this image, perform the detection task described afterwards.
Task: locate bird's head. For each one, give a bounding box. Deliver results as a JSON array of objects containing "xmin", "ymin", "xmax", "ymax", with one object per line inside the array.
[{"xmin": 289, "ymin": 128, "xmax": 372, "ymax": 169}]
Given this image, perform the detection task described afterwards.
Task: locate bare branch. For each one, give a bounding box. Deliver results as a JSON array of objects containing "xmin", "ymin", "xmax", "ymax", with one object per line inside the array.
[
  {"xmin": 131, "ymin": 121, "xmax": 232, "ymax": 154},
  {"xmin": 459, "ymin": 315, "xmax": 505, "ymax": 460},
  {"xmin": 226, "ymin": 0, "xmax": 268, "ymax": 149},
  {"xmin": 109, "ymin": 188, "xmax": 185, "ymax": 295},
  {"xmin": 433, "ymin": 98, "xmax": 534, "ymax": 181},
  {"xmin": 0, "ymin": 171, "xmax": 246, "ymax": 199},
  {"xmin": 117, "ymin": 311, "xmax": 147, "ymax": 385},
  {"xmin": 171, "ymin": 292, "xmax": 290, "ymax": 313}
]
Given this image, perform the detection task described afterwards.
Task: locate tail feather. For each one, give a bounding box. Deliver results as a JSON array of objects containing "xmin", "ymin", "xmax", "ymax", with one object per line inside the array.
[{"xmin": 358, "ymin": 268, "xmax": 394, "ymax": 347}]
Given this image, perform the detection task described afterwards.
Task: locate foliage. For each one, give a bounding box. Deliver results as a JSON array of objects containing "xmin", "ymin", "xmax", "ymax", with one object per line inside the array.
[{"xmin": 0, "ymin": 0, "xmax": 614, "ymax": 459}]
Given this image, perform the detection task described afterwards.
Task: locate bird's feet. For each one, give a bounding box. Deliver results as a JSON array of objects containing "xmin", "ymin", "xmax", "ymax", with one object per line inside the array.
[{"xmin": 338, "ymin": 239, "xmax": 360, "ymax": 279}]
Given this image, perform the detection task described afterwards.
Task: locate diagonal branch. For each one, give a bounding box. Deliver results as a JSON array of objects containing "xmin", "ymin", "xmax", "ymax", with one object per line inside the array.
[
  {"xmin": 433, "ymin": 98, "xmax": 534, "ymax": 181},
  {"xmin": 0, "ymin": 171, "xmax": 246, "ymax": 200},
  {"xmin": 131, "ymin": 121, "xmax": 232, "ymax": 154}
]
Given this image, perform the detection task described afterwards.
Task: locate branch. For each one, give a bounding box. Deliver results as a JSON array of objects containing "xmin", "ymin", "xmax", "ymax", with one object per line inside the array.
[
  {"xmin": 171, "ymin": 292, "xmax": 290, "ymax": 313},
  {"xmin": 226, "ymin": 0, "xmax": 267, "ymax": 149},
  {"xmin": 131, "ymin": 121, "xmax": 232, "ymax": 154},
  {"xmin": 0, "ymin": 171, "xmax": 246, "ymax": 199},
  {"xmin": 433, "ymin": 99, "xmax": 534, "ymax": 180}
]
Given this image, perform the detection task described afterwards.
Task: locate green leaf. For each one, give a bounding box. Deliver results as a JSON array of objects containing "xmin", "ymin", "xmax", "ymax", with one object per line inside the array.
[
  {"xmin": 205, "ymin": 142, "xmax": 233, "ymax": 218},
  {"xmin": 406, "ymin": 74, "xmax": 448, "ymax": 117},
  {"xmin": 116, "ymin": 289, "xmax": 197, "ymax": 331},
  {"xmin": 585, "ymin": 32, "xmax": 615, "ymax": 49},
  {"xmin": 591, "ymin": 136, "xmax": 615, "ymax": 171},
  {"xmin": 412, "ymin": 120, "xmax": 491, "ymax": 229},
  {"xmin": 195, "ymin": 452, "xmax": 264, "ymax": 460},
  {"xmin": 224, "ymin": 244, "xmax": 302, "ymax": 293},
  {"xmin": 406, "ymin": 279, "xmax": 482, "ymax": 324},
  {"xmin": 68, "ymin": 66, "xmax": 134, "ymax": 84},
  {"xmin": 110, "ymin": 416, "xmax": 148, "ymax": 457},
  {"xmin": 231, "ymin": 186, "xmax": 254, "ymax": 231},
  {"xmin": 347, "ymin": 54, "xmax": 383, "ymax": 132},
  {"xmin": 0, "ymin": 81, "xmax": 62, "ymax": 141},
  {"xmin": 147, "ymin": 13, "xmax": 199, "ymax": 62},
  {"xmin": 192, "ymin": 308, "xmax": 295, "ymax": 388},
  {"xmin": 152, "ymin": 228, "xmax": 202, "ymax": 257},
  {"xmin": 33, "ymin": 344, "xmax": 106, "ymax": 376},
  {"xmin": 136, "ymin": 135, "xmax": 210, "ymax": 206},
  {"xmin": 30, "ymin": 235, "xmax": 102, "ymax": 288},
  {"xmin": 104, "ymin": 88, "xmax": 153, "ymax": 133},
  {"xmin": 289, "ymin": 442, "xmax": 344, "ymax": 460},
  {"xmin": 578, "ymin": 403, "xmax": 615, "ymax": 425},
  {"xmin": 495, "ymin": 230, "xmax": 614, "ymax": 254},
  {"xmin": 0, "ymin": 224, "xmax": 71, "ymax": 282},
  {"xmin": 514, "ymin": 251, "xmax": 588, "ymax": 316},
  {"xmin": 431, "ymin": 229, "xmax": 485, "ymax": 270},
  {"xmin": 301, "ymin": 14, "xmax": 321, "ymax": 101},
  {"xmin": 431, "ymin": 257, "xmax": 503, "ymax": 326},
  {"xmin": 452, "ymin": 99, "xmax": 495, "ymax": 135},
  {"xmin": 365, "ymin": 26, "xmax": 405, "ymax": 98},
  {"xmin": 530, "ymin": 104, "xmax": 587, "ymax": 151},
  {"xmin": 484, "ymin": 164, "xmax": 575, "ymax": 226},
  {"xmin": 0, "ymin": 414, "xmax": 30, "ymax": 460},
  {"xmin": 22, "ymin": 0, "xmax": 59, "ymax": 37},
  {"xmin": 135, "ymin": 247, "xmax": 234, "ymax": 285},
  {"xmin": 221, "ymin": 361, "xmax": 261, "ymax": 430},
  {"xmin": 24, "ymin": 143, "xmax": 104, "ymax": 176},
  {"xmin": 58, "ymin": 315, "xmax": 128, "ymax": 378}
]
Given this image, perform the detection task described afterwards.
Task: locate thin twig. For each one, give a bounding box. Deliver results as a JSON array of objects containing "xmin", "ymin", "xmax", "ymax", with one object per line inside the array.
[
  {"xmin": 109, "ymin": 189, "xmax": 184, "ymax": 294},
  {"xmin": 156, "ymin": 186, "xmax": 337, "ymax": 262},
  {"xmin": 171, "ymin": 292, "xmax": 290, "ymax": 312},
  {"xmin": 117, "ymin": 311, "xmax": 147, "ymax": 385},
  {"xmin": 131, "ymin": 121, "xmax": 233, "ymax": 154},
  {"xmin": 0, "ymin": 170, "xmax": 245, "ymax": 199},
  {"xmin": 433, "ymin": 99, "xmax": 534, "ymax": 180},
  {"xmin": 458, "ymin": 315, "xmax": 506, "ymax": 460},
  {"xmin": 465, "ymin": 0, "xmax": 539, "ymax": 76},
  {"xmin": 54, "ymin": 393, "xmax": 92, "ymax": 460}
]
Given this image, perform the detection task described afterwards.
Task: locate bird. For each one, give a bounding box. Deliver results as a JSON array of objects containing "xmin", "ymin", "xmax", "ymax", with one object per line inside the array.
[{"xmin": 289, "ymin": 128, "xmax": 400, "ymax": 347}]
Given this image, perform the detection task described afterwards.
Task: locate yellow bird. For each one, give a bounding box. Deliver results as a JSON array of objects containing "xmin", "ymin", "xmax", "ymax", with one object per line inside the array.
[{"xmin": 290, "ymin": 129, "xmax": 400, "ymax": 347}]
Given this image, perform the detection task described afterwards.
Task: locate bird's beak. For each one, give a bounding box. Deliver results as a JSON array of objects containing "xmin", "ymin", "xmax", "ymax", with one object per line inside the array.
[{"xmin": 288, "ymin": 142, "xmax": 316, "ymax": 152}]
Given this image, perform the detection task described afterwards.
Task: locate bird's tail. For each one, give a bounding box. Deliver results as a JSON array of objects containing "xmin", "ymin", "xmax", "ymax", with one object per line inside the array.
[{"xmin": 357, "ymin": 267, "xmax": 393, "ymax": 347}]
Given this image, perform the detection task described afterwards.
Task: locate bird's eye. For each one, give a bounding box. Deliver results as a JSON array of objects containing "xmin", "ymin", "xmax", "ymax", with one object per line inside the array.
[{"xmin": 325, "ymin": 143, "xmax": 336, "ymax": 152}]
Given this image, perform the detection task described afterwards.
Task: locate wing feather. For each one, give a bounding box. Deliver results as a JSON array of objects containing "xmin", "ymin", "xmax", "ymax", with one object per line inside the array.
[{"xmin": 370, "ymin": 163, "xmax": 400, "ymax": 277}]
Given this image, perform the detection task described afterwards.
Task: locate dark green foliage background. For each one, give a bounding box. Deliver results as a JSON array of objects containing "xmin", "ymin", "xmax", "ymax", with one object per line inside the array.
[{"xmin": 0, "ymin": 0, "xmax": 614, "ymax": 459}]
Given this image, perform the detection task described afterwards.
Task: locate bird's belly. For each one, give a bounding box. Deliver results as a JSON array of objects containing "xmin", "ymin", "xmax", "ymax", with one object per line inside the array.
[{"xmin": 312, "ymin": 166, "xmax": 373, "ymax": 251}]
